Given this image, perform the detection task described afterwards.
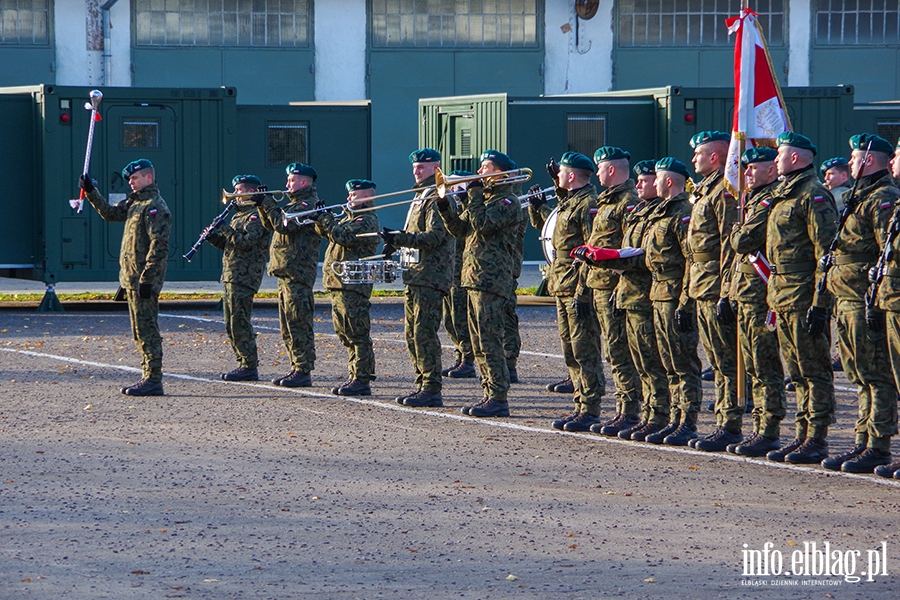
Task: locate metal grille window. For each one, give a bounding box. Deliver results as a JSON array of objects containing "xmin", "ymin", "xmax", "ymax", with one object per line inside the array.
[
  {"xmin": 876, "ymin": 120, "xmax": 900, "ymax": 146},
  {"xmin": 134, "ymin": 0, "xmax": 310, "ymax": 47},
  {"xmin": 371, "ymin": 0, "xmax": 540, "ymax": 48},
  {"xmin": 268, "ymin": 121, "xmax": 309, "ymax": 166},
  {"xmin": 122, "ymin": 118, "xmax": 161, "ymax": 149},
  {"xmin": 816, "ymin": 0, "xmax": 900, "ymax": 45},
  {"xmin": 567, "ymin": 114, "xmax": 606, "ymax": 157},
  {"xmin": 0, "ymin": 0, "xmax": 50, "ymax": 45},
  {"xmin": 618, "ymin": 0, "xmax": 784, "ymax": 47}
]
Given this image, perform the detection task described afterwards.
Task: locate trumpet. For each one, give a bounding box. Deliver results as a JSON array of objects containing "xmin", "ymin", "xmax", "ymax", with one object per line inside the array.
[
  {"xmin": 282, "ymin": 201, "xmax": 350, "ymax": 225},
  {"xmin": 435, "ymin": 166, "xmax": 532, "ymax": 198},
  {"xmin": 517, "ymin": 186, "xmax": 556, "ymax": 208},
  {"xmin": 221, "ymin": 188, "xmax": 288, "ymax": 203}
]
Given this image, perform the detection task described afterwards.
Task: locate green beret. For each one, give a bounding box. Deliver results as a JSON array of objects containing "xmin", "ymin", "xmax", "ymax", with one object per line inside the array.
[
  {"xmin": 285, "ymin": 162, "xmax": 318, "ymax": 180},
  {"xmin": 232, "ymin": 174, "xmax": 262, "ymax": 188},
  {"xmin": 345, "ymin": 179, "xmax": 376, "ymax": 192},
  {"xmin": 632, "ymin": 159, "xmax": 657, "ymax": 176},
  {"xmin": 122, "ymin": 158, "xmax": 153, "ymax": 178},
  {"xmin": 849, "ymin": 133, "xmax": 894, "ymax": 155},
  {"xmin": 820, "ymin": 157, "xmax": 849, "ymax": 175},
  {"xmin": 690, "ymin": 131, "xmax": 730, "ymax": 149},
  {"xmin": 655, "ymin": 157, "xmax": 691, "ymax": 179},
  {"xmin": 558, "ymin": 151, "xmax": 593, "ymax": 172},
  {"xmin": 741, "ymin": 147, "xmax": 778, "ymax": 166},
  {"xmin": 776, "ymin": 131, "xmax": 817, "ymax": 156},
  {"xmin": 409, "ymin": 148, "xmax": 441, "ymax": 163},
  {"xmin": 593, "ymin": 146, "xmax": 631, "ymax": 164},
  {"xmin": 480, "ymin": 149, "xmax": 517, "ymax": 171},
  {"xmin": 449, "ymin": 169, "xmax": 474, "ymax": 177}
]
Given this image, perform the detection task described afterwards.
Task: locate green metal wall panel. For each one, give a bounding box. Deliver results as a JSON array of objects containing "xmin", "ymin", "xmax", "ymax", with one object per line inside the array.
[
  {"xmin": 0, "ymin": 48, "xmax": 55, "ymax": 87},
  {"xmin": 0, "ymin": 92, "xmax": 38, "ymax": 269},
  {"xmin": 811, "ymin": 48, "xmax": 900, "ymax": 104}
]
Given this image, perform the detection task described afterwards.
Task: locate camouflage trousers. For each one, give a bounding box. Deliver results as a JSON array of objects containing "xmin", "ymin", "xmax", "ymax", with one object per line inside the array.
[
  {"xmin": 624, "ymin": 307, "xmax": 670, "ymax": 422},
  {"xmin": 277, "ymin": 279, "xmax": 315, "ymax": 374},
  {"xmin": 127, "ymin": 289, "xmax": 163, "ymax": 383},
  {"xmin": 697, "ymin": 298, "xmax": 741, "ymax": 431},
  {"xmin": 836, "ymin": 299, "xmax": 897, "ymax": 449},
  {"xmin": 736, "ymin": 301, "xmax": 786, "ymax": 439},
  {"xmin": 223, "ymin": 282, "xmax": 259, "ymax": 369},
  {"xmin": 652, "ymin": 301, "xmax": 703, "ymax": 426},
  {"xmin": 593, "ymin": 289, "xmax": 642, "ymax": 416},
  {"xmin": 331, "ymin": 288, "xmax": 375, "ymax": 384},
  {"xmin": 443, "ymin": 283, "xmax": 473, "ymax": 363},
  {"xmin": 504, "ymin": 292, "xmax": 521, "ymax": 371},
  {"xmin": 776, "ymin": 309, "xmax": 835, "ymax": 440},
  {"xmin": 555, "ymin": 295, "xmax": 605, "ymax": 416},
  {"xmin": 468, "ymin": 288, "xmax": 511, "ymax": 402},
  {"xmin": 405, "ymin": 284, "xmax": 445, "ymax": 393}
]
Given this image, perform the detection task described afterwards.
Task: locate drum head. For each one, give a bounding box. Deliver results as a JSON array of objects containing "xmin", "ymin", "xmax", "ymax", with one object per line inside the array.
[{"xmin": 539, "ymin": 207, "xmax": 559, "ymax": 264}]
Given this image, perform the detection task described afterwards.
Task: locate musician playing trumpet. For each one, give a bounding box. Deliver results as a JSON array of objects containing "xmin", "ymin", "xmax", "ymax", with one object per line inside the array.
[
  {"xmin": 310, "ymin": 180, "xmax": 380, "ymax": 397},
  {"xmin": 203, "ymin": 175, "xmax": 272, "ymax": 382}
]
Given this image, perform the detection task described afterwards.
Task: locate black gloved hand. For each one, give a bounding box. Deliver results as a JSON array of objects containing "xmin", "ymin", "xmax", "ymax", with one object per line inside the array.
[
  {"xmin": 79, "ymin": 174, "xmax": 95, "ymax": 194},
  {"xmin": 805, "ymin": 306, "xmax": 829, "ymax": 336},
  {"xmin": 381, "ymin": 244, "xmax": 397, "ymax": 259},
  {"xmin": 436, "ymin": 194, "xmax": 450, "ymax": 211},
  {"xmin": 546, "ymin": 158, "xmax": 560, "ymax": 180},
  {"xmin": 314, "ymin": 199, "xmax": 326, "ymax": 210},
  {"xmin": 571, "ymin": 246, "xmax": 596, "ymax": 265},
  {"xmin": 674, "ymin": 308, "xmax": 695, "ymax": 333},
  {"xmin": 572, "ymin": 298, "xmax": 592, "ymax": 320},
  {"xmin": 866, "ymin": 306, "xmax": 885, "ymax": 333},
  {"xmin": 465, "ymin": 178, "xmax": 484, "ymax": 192},
  {"xmin": 309, "ymin": 208, "xmax": 330, "ymax": 222},
  {"xmin": 379, "ymin": 227, "xmax": 397, "ymax": 246},
  {"xmin": 138, "ymin": 283, "xmax": 152, "ymax": 299},
  {"xmin": 527, "ymin": 184, "xmax": 548, "ymax": 210},
  {"xmin": 716, "ymin": 297, "xmax": 736, "ymax": 325},
  {"xmin": 249, "ymin": 185, "xmax": 268, "ymax": 205}
]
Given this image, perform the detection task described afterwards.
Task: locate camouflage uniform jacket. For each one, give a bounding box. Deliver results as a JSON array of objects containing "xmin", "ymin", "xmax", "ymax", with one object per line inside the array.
[
  {"xmin": 875, "ymin": 193, "xmax": 900, "ymax": 312},
  {"xmin": 87, "ymin": 183, "xmax": 171, "ymax": 294},
  {"xmin": 257, "ymin": 186, "xmax": 322, "ymax": 288},
  {"xmin": 393, "ymin": 175, "xmax": 454, "ymax": 294},
  {"xmin": 586, "ymin": 179, "xmax": 637, "ymax": 291},
  {"xmin": 440, "ymin": 181, "xmax": 523, "ymax": 299},
  {"xmin": 827, "ymin": 170, "xmax": 897, "ymax": 301},
  {"xmin": 613, "ymin": 196, "xmax": 662, "ymax": 310},
  {"xmin": 315, "ymin": 208, "xmax": 380, "ymax": 295},
  {"xmin": 529, "ymin": 184, "xmax": 596, "ymax": 301},
  {"xmin": 729, "ymin": 180, "xmax": 778, "ymax": 304},
  {"xmin": 765, "ymin": 166, "xmax": 837, "ymax": 311},
  {"xmin": 205, "ymin": 205, "xmax": 272, "ymax": 292},
  {"xmin": 687, "ymin": 170, "xmax": 738, "ymax": 301},
  {"xmin": 641, "ymin": 191, "xmax": 694, "ymax": 310}
]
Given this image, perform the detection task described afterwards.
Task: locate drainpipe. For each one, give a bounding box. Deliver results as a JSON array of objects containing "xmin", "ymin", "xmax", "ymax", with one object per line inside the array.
[{"xmin": 100, "ymin": 0, "xmax": 120, "ymax": 86}]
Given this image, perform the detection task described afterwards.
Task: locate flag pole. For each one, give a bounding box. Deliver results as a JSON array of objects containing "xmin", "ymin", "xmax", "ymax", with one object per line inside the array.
[{"xmin": 735, "ymin": 0, "xmax": 749, "ymax": 418}]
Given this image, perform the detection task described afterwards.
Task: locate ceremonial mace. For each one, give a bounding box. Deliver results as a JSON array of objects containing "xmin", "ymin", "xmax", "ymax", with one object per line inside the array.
[{"xmin": 70, "ymin": 90, "xmax": 103, "ymax": 213}]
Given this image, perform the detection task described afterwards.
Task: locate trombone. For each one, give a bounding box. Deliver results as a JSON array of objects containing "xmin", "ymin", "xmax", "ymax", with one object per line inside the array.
[
  {"xmin": 434, "ymin": 166, "xmax": 532, "ymax": 198},
  {"xmin": 221, "ymin": 188, "xmax": 289, "ymax": 203}
]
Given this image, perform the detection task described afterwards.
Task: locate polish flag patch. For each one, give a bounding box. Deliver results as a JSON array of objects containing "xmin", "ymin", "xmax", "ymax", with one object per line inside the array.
[
  {"xmin": 355, "ymin": 218, "xmax": 363, "ymax": 222},
  {"xmin": 589, "ymin": 207, "xmax": 598, "ymax": 214},
  {"xmin": 881, "ymin": 201, "xmax": 894, "ymax": 210},
  {"xmin": 626, "ymin": 204, "xmax": 636, "ymax": 212},
  {"xmin": 148, "ymin": 209, "xmax": 158, "ymax": 215},
  {"xmin": 813, "ymin": 196, "xmax": 825, "ymax": 203},
  {"xmin": 681, "ymin": 215, "xmax": 691, "ymax": 223},
  {"xmin": 760, "ymin": 199, "xmax": 770, "ymax": 208},
  {"xmin": 250, "ymin": 215, "xmax": 258, "ymax": 220},
  {"xmin": 503, "ymin": 198, "xmax": 512, "ymax": 205}
]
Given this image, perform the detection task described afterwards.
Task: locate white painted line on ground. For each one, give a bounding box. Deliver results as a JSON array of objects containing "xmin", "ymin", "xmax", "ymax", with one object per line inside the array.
[{"xmin": 4, "ymin": 346, "xmax": 896, "ymax": 488}]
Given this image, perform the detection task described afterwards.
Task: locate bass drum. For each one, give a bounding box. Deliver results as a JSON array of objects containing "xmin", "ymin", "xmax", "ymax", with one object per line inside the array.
[{"xmin": 539, "ymin": 207, "xmax": 559, "ymax": 264}]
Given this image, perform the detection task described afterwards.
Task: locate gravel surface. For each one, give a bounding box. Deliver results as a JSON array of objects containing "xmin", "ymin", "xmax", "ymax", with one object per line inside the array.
[{"xmin": 2, "ymin": 303, "xmax": 899, "ymax": 599}]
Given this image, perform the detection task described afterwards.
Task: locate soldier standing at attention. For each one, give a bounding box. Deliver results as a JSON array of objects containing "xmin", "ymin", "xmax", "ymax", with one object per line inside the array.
[
  {"xmin": 686, "ymin": 131, "xmax": 741, "ymax": 452},
  {"xmin": 765, "ymin": 132, "xmax": 838, "ymax": 464},
  {"xmin": 204, "ymin": 175, "xmax": 272, "ymax": 382},
  {"xmin": 311, "ymin": 179, "xmax": 381, "ymax": 397},
  {"xmin": 821, "ymin": 157, "xmax": 852, "ymax": 213},
  {"xmin": 728, "ymin": 148, "xmax": 787, "ymax": 456},
  {"xmin": 822, "ymin": 134, "xmax": 898, "ymax": 472},
  {"xmin": 382, "ymin": 148, "xmax": 454, "ymax": 408},
  {"xmin": 503, "ymin": 183, "xmax": 527, "ymax": 385},
  {"xmin": 80, "ymin": 159, "xmax": 171, "ymax": 396},
  {"xmin": 438, "ymin": 150, "xmax": 524, "ymax": 417},
  {"xmin": 585, "ymin": 147, "xmax": 643, "ymax": 433},
  {"xmin": 256, "ymin": 163, "xmax": 323, "ymax": 388},
  {"xmin": 529, "ymin": 152, "xmax": 606, "ymax": 432}
]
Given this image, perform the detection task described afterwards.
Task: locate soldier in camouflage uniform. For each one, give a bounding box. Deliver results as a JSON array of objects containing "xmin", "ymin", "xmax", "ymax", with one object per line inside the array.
[
  {"xmin": 441, "ymin": 173, "xmax": 477, "ymax": 380},
  {"xmin": 584, "ymin": 146, "xmax": 643, "ymax": 433},
  {"xmin": 765, "ymin": 132, "xmax": 838, "ymax": 464},
  {"xmin": 256, "ymin": 162, "xmax": 323, "ymax": 388},
  {"xmin": 204, "ymin": 175, "xmax": 272, "ymax": 382},
  {"xmin": 80, "ymin": 159, "xmax": 171, "ymax": 396},
  {"xmin": 529, "ymin": 152, "xmax": 606, "ymax": 432},
  {"xmin": 439, "ymin": 150, "xmax": 524, "ymax": 417},
  {"xmin": 821, "ymin": 157, "xmax": 852, "ymax": 213},
  {"xmin": 312, "ymin": 179, "xmax": 381, "ymax": 397},
  {"xmin": 686, "ymin": 131, "xmax": 741, "ymax": 452},
  {"xmin": 872, "ymin": 137, "xmax": 900, "ymax": 478},
  {"xmin": 822, "ymin": 134, "xmax": 898, "ymax": 473},
  {"xmin": 504, "ymin": 190, "xmax": 527, "ymax": 384},
  {"xmin": 728, "ymin": 148, "xmax": 787, "ymax": 457},
  {"xmin": 382, "ymin": 148, "xmax": 454, "ymax": 408}
]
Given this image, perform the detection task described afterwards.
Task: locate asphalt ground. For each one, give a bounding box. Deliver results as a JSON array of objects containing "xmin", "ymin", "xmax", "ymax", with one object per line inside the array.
[{"xmin": 2, "ymin": 300, "xmax": 900, "ymax": 599}]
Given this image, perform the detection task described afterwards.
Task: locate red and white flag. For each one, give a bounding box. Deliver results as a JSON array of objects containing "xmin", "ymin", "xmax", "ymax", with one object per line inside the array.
[{"xmin": 723, "ymin": 8, "xmax": 791, "ymax": 195}]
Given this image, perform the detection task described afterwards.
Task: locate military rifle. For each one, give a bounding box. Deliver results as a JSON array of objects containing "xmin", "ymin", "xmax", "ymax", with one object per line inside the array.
[{"xmin": 865, "ymin": 203, "xmax": 900, "ymax": 312}]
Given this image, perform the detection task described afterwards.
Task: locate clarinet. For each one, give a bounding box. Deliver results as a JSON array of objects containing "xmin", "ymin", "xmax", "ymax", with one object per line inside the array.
[{"xmin": 183, "ymin": 199, "xmax": 235, "ymax": 261}]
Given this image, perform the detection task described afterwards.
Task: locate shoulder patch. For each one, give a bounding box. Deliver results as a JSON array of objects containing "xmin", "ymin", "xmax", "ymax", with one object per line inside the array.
[
  {"xmin": 681, "ymin": 215, "xmax": 691, "ymax": 223},
  {"xmin": 589, "ymin": 207, "xmax": 598, "ymax": 214},
  {"xmin": 813, "ymin": 196, "xmax": 825, "ymax": 203},
  {"xmin": 724, "ymin": 191, "xmax": 733, "ymax": 198},
  {"xmin": 881, "ymin": 201, "xmax": 894, "ymax": 210},
  {"xmin": 626, "ymin": 204, "xmax": 636, "ymax": 212},
  {"xmin": 503, "ymin": 198, "xmax": 512, "ymax": 205},
  {"xmin": 760, "ymin": 199, "xmax": 770, "ymax": 208},
  {"xmin": 300, "ymin": 202, "xmax": 309, "ymax": 208},
  {"xmin": 148, "ymin": 208, "xmax": 158, "ymax": 215},
  {"xmin": 355, "ymin": 217, "xmax": 364, "ymax": 222},
  {"xmin": 250, "ymin": 214, "xmax": 258, "ymax": 221}
]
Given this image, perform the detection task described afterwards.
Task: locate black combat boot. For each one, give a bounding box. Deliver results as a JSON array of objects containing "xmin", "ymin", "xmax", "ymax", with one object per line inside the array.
[
  {"xmin": 630, "ymin": 421, "xmax": 664, "ymax": 441},
  {"xmin": 599, "ymin": 413, "xmax": 640, "ymax": 436},
  {"xmin": 461, "ymin": 398, "xmax": 488, "ymax": 415},
  {"xmin": 767, "ymin": 438, "xmax": 803, "ymax": 462},
  {"xmin": 841, "ymin": 448, "xmax": 892, "ymax": 473},
  {"xmin": 552, "ymin": 413, "xmax": 579, "ymax": 430},
  {"xmin": 404, "ymin": 390, "xmax": 443, "ymax": 407},
  {"xmin": 335, "ymin": 379, "xmax": 371, "ymax": 397},
  {"xmin": 735, "ymin": 434, "xmax": 781, "ymax": 457},
  {"xmin": 121, "ymin": 379, "xmax": 164, "ymax": 396},
  {"xmin": 222, "ymin": 366, "xmax": 259, "ymax": 381},
  {"xmin": 617, "ymin": 419, "xmax": 647, "ymax": 439},
  {"xmin": 469, "ymin": 399, "xmax": 510, "ymax": 418},
  {"xmin": 547, "ymin": 377, "xmax": 574, "ymax": 393},
  {"xmin": 332, "ymin": 378, "xmax": 353, "ymax": 394},
  {"xmin": 696, "ymin": 429, "xmax": 742, "ymax": 452},
  {"xmin": 447, "ymin": 360, "xmax": 476, "ymax": 378},
  {"xmin": 663, "ymin": 423, "xmax": 699, "ymax": 446},
  {"xmin": 784, "ymin": 437, "xmax": 829, "ymax": 464},
  {"xmin": 726, "ymin": 432, "xmax": 756, "ymax": 454},
  {"xmin": 441, "ymin": 359, "xmax": 462, "ymax": 377},
  {"xmin": 689, "ymin": 427, "xmax": 721, "ymax": 448},
  {"xmin": 563, "ymin": 412, "xmax": 601, "ymax": 432},
  {"xmin": 276, "ymin": 371, "xmax": 312, "ymax": 388},
  {"xmin": 820, "ymin": 444, "xmax": 865, "ymax": 471},
  {"xmin": 645, "ymin": 420, "xmax": 680, "ymax": 444},
  {"xmin": 874, "ymin": 461, "xmax": 900, "ymax": 478},
  {"xmin": 396, "ymin": 390, "xmax": 418, "ymax": 404}
]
